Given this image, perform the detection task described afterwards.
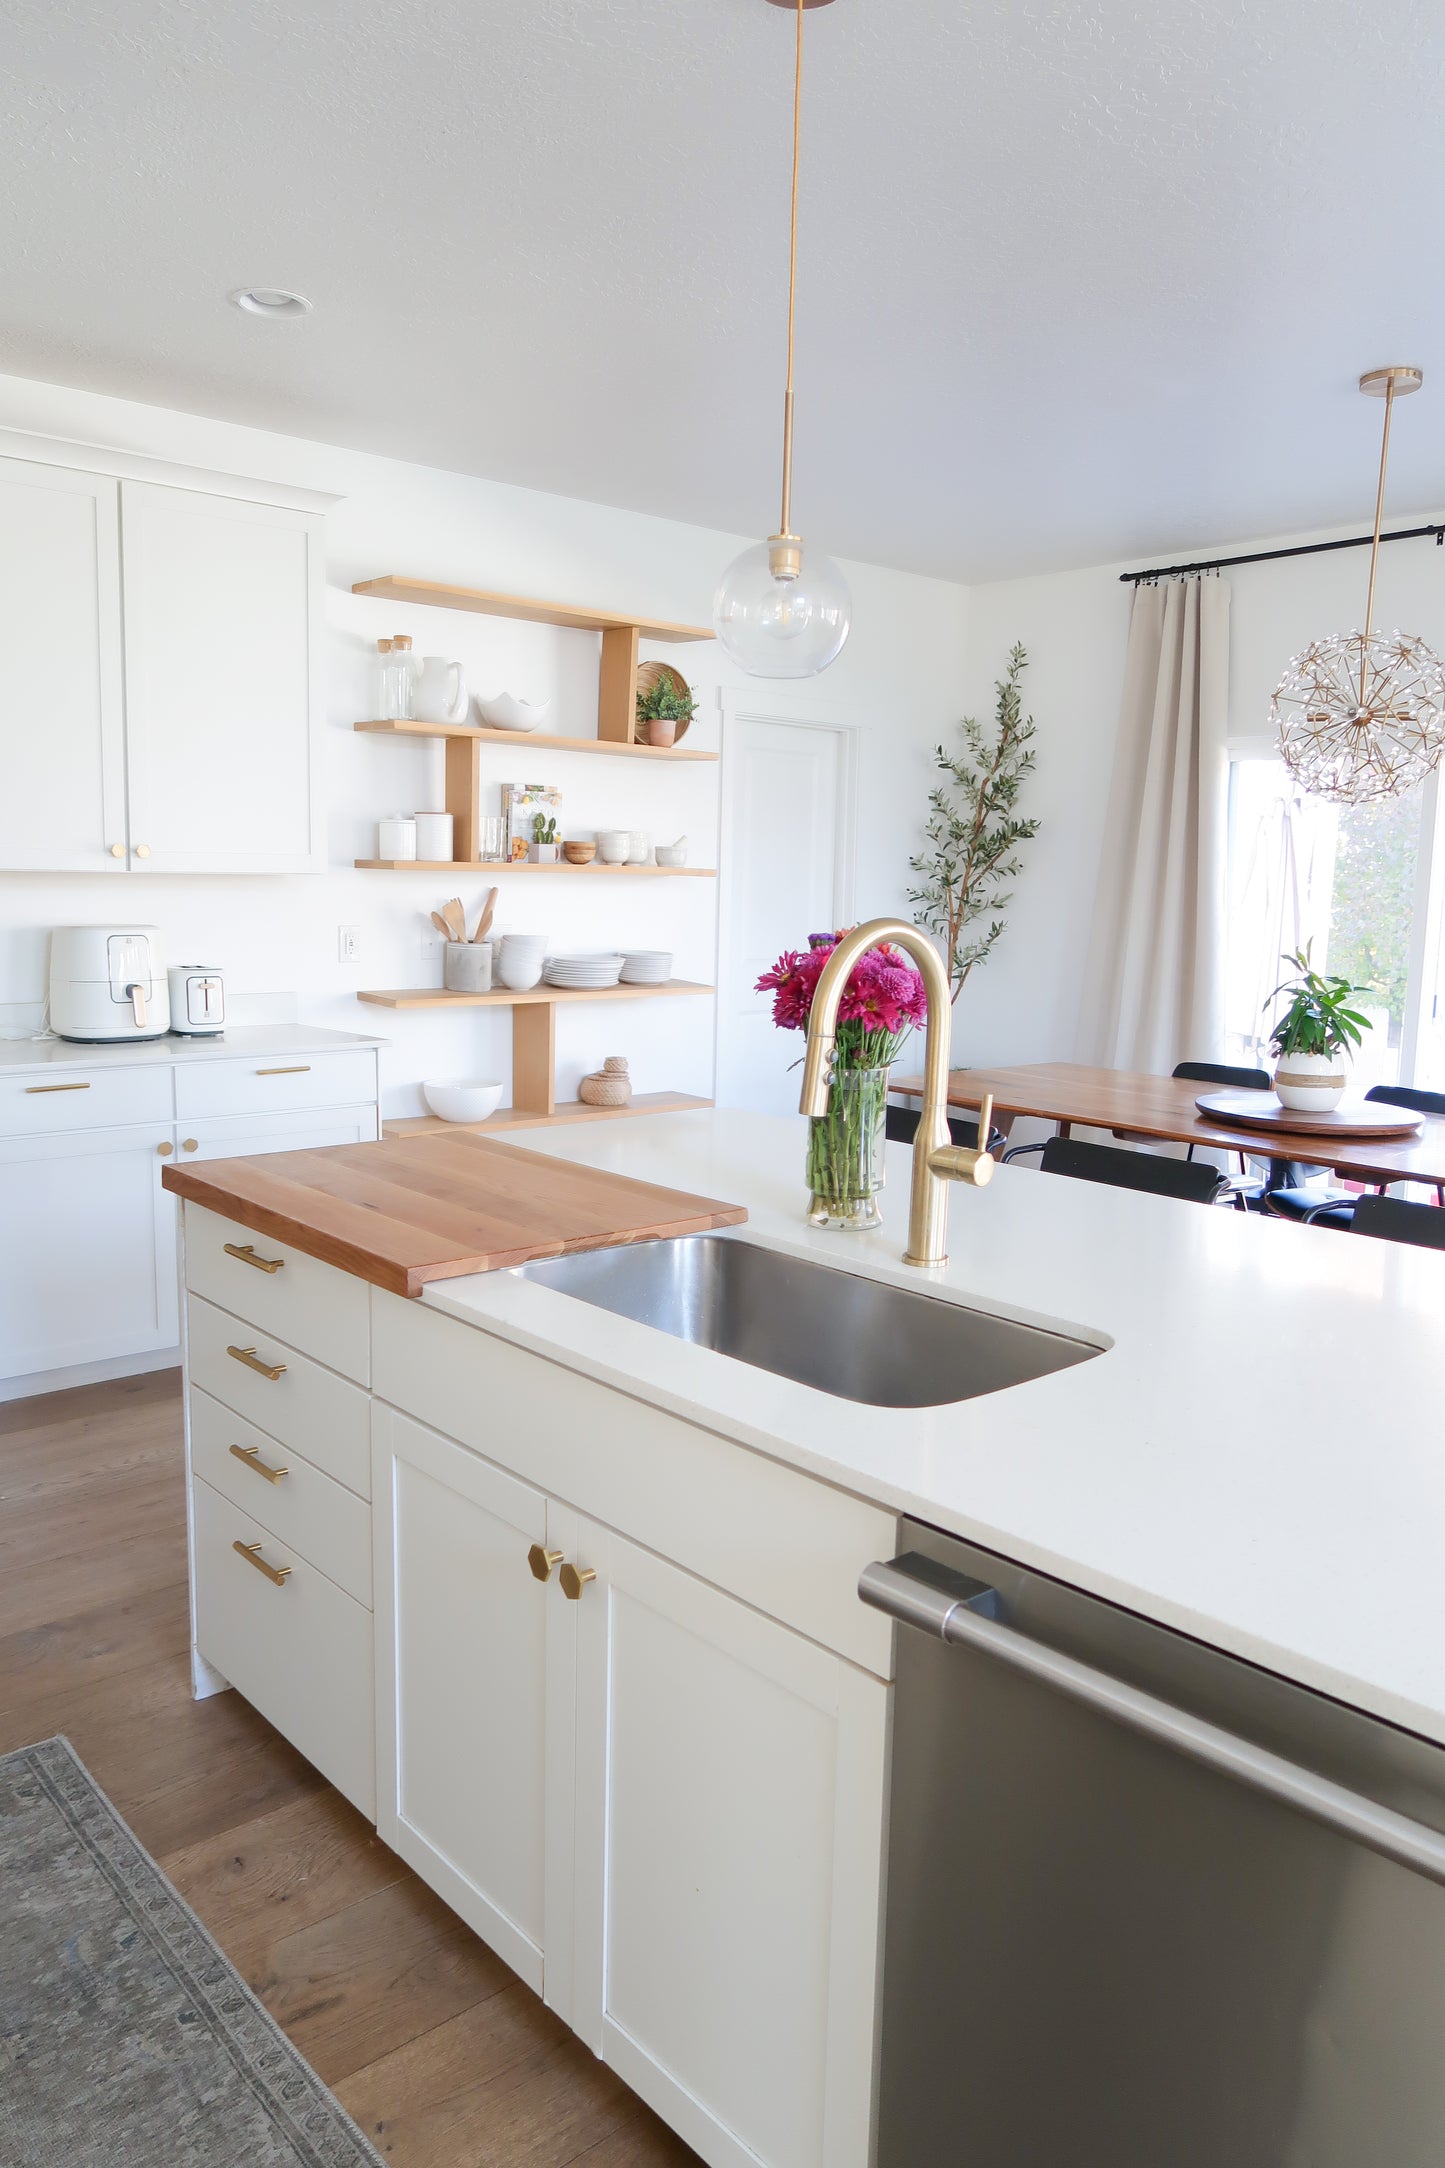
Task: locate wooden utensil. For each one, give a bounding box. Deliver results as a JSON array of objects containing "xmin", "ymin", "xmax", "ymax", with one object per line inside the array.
[
  {"xmin": 430, "ymin": 911, "xmax": 453, "ymax": 939},
  {"xmin": 443, "ymin": 898, "xmax": 467, "ymax": 942},
  {"xmin": 474, "ymin": 886, "xmax": 498, "ymax": 942}
]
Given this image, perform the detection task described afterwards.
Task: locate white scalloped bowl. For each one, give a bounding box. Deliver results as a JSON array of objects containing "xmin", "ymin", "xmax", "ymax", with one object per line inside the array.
[{"xmin": 475, "ymin": 692, "xmax": 551, "ymax": 732}]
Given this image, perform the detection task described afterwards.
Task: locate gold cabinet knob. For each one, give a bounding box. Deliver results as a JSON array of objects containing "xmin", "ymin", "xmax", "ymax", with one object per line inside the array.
[
  {"xmin": 182, "ymin": 1138, "xmax": 198, "ymax": 1152},
  {"xmin": 134, "ymin": 843, "xmax": 151, "ymax": 859},
  {"xmin": 109, "ymin": 842, "xmax": 126, "ymax": 859},
  {"xmin": 528, "ymin": 1544, "xmax": 563, "ymax": 1583},
  {"xmin": 560, "ymin": 1562, "xmax": 596, "ymax": 1602},
  {"xmin": 156, "ymin": 1140, "xmax": 173, "ymax": 1156}
]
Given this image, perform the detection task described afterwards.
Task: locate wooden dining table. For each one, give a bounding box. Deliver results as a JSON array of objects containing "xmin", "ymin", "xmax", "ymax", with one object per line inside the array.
[{"xmin": 888, "ymin": 1061, "xmax": 1445, "ymax": 1188}]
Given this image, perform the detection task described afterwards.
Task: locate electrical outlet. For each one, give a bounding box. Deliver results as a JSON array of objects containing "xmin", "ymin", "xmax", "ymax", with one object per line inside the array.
[
  {"xmin": 338, "ymin": 925, "xmax": 361, "ymax": 963},
  {"xmin": 419, "ymin": 934, "xmax": 442, "ymax": 961}
]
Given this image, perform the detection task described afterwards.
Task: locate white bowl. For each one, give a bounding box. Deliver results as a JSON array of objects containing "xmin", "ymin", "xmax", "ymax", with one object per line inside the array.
[
  {"xmin": 597, "ymin": 829, "xmax": 632, "ymax": 864},
  {"xmin": 475, "ymin": 692, "xmax": 551, "ymax": 733},
  {"xmin": 422, "ymin": 1077, "xmax": 504, "ymax": 1125}
]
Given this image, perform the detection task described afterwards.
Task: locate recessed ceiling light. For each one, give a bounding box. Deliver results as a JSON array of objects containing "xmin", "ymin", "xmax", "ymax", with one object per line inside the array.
[{"xmin": 229, "ymin": 287, "xmax": 312, "ymax": 318}]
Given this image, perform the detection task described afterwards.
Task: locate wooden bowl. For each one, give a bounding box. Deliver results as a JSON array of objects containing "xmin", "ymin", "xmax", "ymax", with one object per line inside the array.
[
  {"xmin": 634, "ymin": 660, "xmax": 692, "ymax": 747},
  {"xmin": 562, "ymin": 840, "xmax": 597, "ymax": 865}
]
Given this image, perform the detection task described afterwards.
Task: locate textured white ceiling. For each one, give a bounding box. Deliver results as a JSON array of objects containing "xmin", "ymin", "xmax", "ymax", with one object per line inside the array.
[{"xmin": 5, "ymin": 0, "xmax": 1445, "ymax": 580}]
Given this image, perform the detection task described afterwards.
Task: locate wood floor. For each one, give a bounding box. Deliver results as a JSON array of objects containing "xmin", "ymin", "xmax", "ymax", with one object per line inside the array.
[{"xmin": 0, "ymin": 1369, "xmax": 700, "ymax": 2168}]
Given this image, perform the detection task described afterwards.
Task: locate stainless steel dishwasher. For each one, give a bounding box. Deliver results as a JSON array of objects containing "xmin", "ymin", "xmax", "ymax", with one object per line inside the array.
[{"xmin": 861, "ymin": 1520, "xmax": 1445, "ymax": 2167}]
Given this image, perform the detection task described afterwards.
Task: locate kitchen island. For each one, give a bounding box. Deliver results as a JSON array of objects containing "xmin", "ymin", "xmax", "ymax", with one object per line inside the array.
[{"xmin": 165, "ymin": 1107, "xmax": 1445, "ymax": 2168}]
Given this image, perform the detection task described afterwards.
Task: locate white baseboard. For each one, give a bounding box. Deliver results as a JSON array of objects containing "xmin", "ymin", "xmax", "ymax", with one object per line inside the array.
[{"xmin": 0, "ymin": 1346, "xmax": 181, "ymax": 1404}]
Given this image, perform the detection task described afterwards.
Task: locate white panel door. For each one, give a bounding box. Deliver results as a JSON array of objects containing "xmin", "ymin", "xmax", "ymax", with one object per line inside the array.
[
  {"xmin": 717, "ymin": 711, "xmax": 855, "ymax": 1113},
  {"xmin": 0, "ymin": 1123, "xmax": 178, "ymax": 1379},
  {"xmin": 372, "ymin": 1407, "xmax": 573, "ymax": 1998},
  {"xmin": 572, "ymin": 1520, "xmax": 887, "ymax": 2168},
  {"xmin": 0, "ymin": 458, "xmax": 127, "ymax": 871},
  {"xmin": 178, "ymin": 1105, "xmax": 379, "ymax": 1166},
  {"xmin": 120, "ymin": 481, "xmax": 324, "ymax": 873}
]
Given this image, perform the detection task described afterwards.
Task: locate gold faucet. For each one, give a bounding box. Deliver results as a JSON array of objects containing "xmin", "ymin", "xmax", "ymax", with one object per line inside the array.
[{"xmin": 798, "ymin": 918, "xmax": 994, "ymax": 1268}]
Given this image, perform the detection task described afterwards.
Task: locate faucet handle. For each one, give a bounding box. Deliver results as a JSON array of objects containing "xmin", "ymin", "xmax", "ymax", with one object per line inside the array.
[{"xmin": 927, "ymin": 1094, "xmax": 996, "ymax": 1187}]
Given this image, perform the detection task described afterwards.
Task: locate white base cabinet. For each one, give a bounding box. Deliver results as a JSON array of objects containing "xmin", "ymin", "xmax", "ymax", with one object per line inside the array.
[{"xmin": 370, "ymin": 1388, "xmax": 890, "ymax": 2168}]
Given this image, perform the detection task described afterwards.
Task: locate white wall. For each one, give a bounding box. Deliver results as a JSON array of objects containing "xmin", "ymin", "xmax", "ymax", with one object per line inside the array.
[
  {"xmin": 959, "ymin": 510, "xmax": 1445, "ymax": 1065},
  {"xmin": 0, "ymin": 373, "xmax": 968, "ymax": 1117}
]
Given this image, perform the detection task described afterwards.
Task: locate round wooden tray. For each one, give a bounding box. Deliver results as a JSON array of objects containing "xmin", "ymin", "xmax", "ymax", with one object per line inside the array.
[{"xmin": 1195, "ymin": 1090, "xmax": 1424, "ymax": 1139}]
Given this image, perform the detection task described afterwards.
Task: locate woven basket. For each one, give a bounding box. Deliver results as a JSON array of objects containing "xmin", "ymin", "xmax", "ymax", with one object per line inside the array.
[
  {"xmin": 579, "ymin": 1068, "xmax": 633, "ymax": 1108},
  {"xmin": 634, "ymin": 661, "xmax": 692, "ymax": 747}
]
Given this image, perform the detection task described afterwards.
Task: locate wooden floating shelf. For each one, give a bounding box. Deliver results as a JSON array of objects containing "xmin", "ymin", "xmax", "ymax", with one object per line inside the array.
[
  {"xmin": 383, "ymin": 1092, "xmax": 714, "ymax": 1140},
  {"xmin": 355, "ymin": 858, "xmax": 715, "ymax": 875},
  {"xmin": 352, "ymin": 576, "xmax": 712, "ymax": 644},
  {"xmin": 354, "ymin": 719, "xmax": 717, "ymax": 762},
  {"xmin": 356, "ymin": 980, "xmax": 713, "ymax": 1011}
]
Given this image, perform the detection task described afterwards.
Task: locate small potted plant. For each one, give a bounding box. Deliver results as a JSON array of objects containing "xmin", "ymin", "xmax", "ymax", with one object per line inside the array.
[
  {"xmin": 1266, "ymin": 945, "xmax": 1369, "ymax": 1112},
  {"xmin": 529, "ymin": 812, "xmax": 560, "ymax": 864},
  {"xmin": 635, "ymin": 669, "xmax": 698, "ymax": 749}
]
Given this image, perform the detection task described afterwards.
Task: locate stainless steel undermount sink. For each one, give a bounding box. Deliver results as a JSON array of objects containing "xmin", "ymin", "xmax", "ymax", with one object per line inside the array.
[{"xmin": 511, "ymin": 1235, "xmax": 1101, "ymax": 1409}]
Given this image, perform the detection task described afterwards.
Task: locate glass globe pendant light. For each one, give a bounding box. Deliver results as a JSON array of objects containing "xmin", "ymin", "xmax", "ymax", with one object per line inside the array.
[
  {"xmin": 713, "ymin": 0, "xmax": 851, "ymax": 678},
  {"xmin": 1272, "ymin": 366, "xmax": 1445, "ymax": 805}
]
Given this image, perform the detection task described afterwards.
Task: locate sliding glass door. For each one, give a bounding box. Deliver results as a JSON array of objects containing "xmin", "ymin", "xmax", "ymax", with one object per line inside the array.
[{"xmin": 1222, "ymin": 741, "xmax": 1442, "ymax": 1090}]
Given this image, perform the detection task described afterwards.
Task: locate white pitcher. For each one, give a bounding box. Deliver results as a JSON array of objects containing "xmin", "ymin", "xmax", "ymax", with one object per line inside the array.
[{"xmin": 414, "ymin": 655, "xmax": 468, "ymax": 725}]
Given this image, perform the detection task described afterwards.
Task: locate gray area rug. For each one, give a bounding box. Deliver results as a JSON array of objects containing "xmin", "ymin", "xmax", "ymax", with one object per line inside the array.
[{"xmin": 0, "ymin": 1736, "xmax": 383, "ymax": 2168}]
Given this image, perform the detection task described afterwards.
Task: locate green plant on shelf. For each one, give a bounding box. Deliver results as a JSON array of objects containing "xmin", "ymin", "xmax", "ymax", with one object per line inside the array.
[
  {"xmin": 636, "ymin": 675, "xmax": 698, "ymax": 725},
  {"xmin": 532, "ymin": 813, "xmax": 558, "ymax": 844}
]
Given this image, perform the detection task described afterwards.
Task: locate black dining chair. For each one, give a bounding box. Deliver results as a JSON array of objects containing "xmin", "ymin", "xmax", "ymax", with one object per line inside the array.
[
  {"xmin": 1032, "ymin": 1135, "xmax": 1226, "ymax": 1205},
  {"xmin": 1351, "ymin": 1193, "xmax": 1445, "ymax": 1251},
  {"xmin": 1267, "ymin": 1083, "xmax": 1445, "ymax": 1230},
  {"xmin": 885, "ymin": 1105, "xmax": 1003, "ymax": 1154},
  {"xmin": 1169, "ymin": 1059, "xmax": 1274, "ymax": 1205}
]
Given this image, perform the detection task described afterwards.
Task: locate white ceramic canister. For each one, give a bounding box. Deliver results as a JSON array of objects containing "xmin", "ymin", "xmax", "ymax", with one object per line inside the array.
[
  {"xmin": 443, "ymin": 940, "xmax": 493, "ymax": 993},
  {"xmin": 414, "ymin": 811, "xmax": 455, "ymax": 862},
  {"xmin": 378, "ymin": 814, "xmax": 417, "ymax": 861}
]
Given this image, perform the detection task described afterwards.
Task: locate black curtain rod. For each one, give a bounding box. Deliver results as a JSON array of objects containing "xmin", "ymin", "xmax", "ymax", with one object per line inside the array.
[{"xmin": 1120, "ymin": 521, "xmax": 1445, "ymax": 585}]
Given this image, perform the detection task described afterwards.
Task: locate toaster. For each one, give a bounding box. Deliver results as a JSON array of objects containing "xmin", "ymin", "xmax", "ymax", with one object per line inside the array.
[
  {"xmin": 49, "ymin": 926, "xmax": 171, "ymax": 1042},
  {"xmin": 167, "ymin": 964, "xmax": 226, "ymax": 1037}
]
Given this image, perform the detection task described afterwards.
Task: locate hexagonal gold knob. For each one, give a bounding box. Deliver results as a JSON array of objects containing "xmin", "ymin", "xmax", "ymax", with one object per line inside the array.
[
  {"xmin": 560, "ymin": 1562, "xmax": 597, "ymax": 1602},
  {"xmin": 527, "ymin": 1544, "xmax": 562, "ymax": 1583}
]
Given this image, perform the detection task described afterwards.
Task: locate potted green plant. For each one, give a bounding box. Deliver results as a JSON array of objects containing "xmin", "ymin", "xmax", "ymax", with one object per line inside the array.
[
  {"xmin": 635, "ymin": 669, "xmax": 698, "ymax": 749},
  {"xmin": 1265, "ymin": 945, "xmax": 1370, "ymax": 1112},
  {"xmin": 529, "ymin": 812, "xmax": 560, "ymax": 864}
]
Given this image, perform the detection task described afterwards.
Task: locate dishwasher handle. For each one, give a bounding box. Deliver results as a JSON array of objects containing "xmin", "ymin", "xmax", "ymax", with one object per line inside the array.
[{"xmin": 860, "ymin": 1555, "xmax": 1445, "ymax": 1891}]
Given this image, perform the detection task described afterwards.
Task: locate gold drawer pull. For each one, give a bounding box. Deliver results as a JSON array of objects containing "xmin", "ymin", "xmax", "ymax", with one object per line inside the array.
[
  {"xmin": 528, "ymin": 1543, "xmax": 563, "ymax": 1583},
  {"xmin": 25, "ymin": 1080, "xmax": 91, "ymax": 1094},
  {"xmin": 223, "ymin": 1241, "xmax": 285, "ymax": 1274},
  {"xmin": 233, "ymin": 1539, "xmax": 291, "ymax": 1586},
  {"xmin": 256, "ymin": 1065, "xmax": 311, "ymax": 1076},
  {"xmin": 229, "ymin": 1442, "xmax": 288, "ymax": 1484},
  {"xmin": 560, "ymin": 1562, "xmax": 596, "ymax": 1602},
  {"xmin": 227, "ymin": 1344, "xmax": 286, "ymax": 1381}
]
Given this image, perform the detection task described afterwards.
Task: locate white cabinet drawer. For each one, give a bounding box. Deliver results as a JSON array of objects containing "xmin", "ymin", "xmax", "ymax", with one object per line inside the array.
[
  {"xmin": 190, "ymin": 1384, "xmax": 371, "ymax": 1607},
  {"xmin": 0, "ymin": 1063, "xmax": 172, "ymax": 1137},
  {"xmin": 187, "ymin": 1293, "xmax": 370, "ymax": 1498},
  {"xmin": 175, "ymin": 1050, "xmax": 376, "ymax": 1120},
  {"xmin": 184, "ymin": 1202, "xmax": 369, "ymax": 1383},
  {"xmin": 191, "ymin": 1474, "xmax": 374, "ymax": 1817},
  {"xmin": 374, "ymin": 1293, "xmax": 896, "ymax": 1678},
  {"xmin": 182, "ymin": 1107, "xmax": 380, "ymax": 1165}
]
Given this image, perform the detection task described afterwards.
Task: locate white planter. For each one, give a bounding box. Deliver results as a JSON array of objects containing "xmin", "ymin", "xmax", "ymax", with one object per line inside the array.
[
  {"xmin": 1274, "ymin": 1051, "xmax": 1348, "ymax": 1112},
  {"xmin": 528, "ymin": 842, "xmax": 560, "ymax": 864}
]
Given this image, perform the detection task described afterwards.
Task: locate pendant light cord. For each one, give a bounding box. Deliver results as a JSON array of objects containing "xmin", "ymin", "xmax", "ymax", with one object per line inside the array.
[
  {"xmin": 1361, "ymin": 376, "xmax": 1395, "ymax": 700},
  {"xmin": 779, "ymin": 0, "xmax": 804, "ymax": 540}
]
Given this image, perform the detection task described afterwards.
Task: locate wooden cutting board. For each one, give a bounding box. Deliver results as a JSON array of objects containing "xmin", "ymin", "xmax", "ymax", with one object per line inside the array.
[{"xmin": 162, "ymin": 1131, "xmax": 747, "ymax": 1298}]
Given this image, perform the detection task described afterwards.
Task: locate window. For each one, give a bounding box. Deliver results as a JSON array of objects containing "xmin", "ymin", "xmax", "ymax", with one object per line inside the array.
[{"xmin": 1223, "ymin": 747, "xmax": 1431, "ymax": 1089}]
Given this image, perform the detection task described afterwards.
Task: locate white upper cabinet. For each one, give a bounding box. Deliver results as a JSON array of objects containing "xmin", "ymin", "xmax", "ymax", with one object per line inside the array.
[
  {"xmin": 121, "ymin": 481, "xmax": 325, "ymax": 874},
  {"xmin": 0, "ymin": 459, "xmax": 127, "ymax": 871},
  {"xmin": 0, "ymin": 447, "xmax": 328, "ymax": 875}
]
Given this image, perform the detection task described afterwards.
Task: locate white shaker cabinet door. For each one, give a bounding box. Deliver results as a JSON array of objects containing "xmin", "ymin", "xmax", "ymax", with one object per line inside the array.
[
  {"xmin": 372, "ymin": 1407, "xmax": 573, "ymax": 1999},
  {"xmin": 0, "ymin": 458, "xmax": 127, "ymax": 871},
  {"xmin": 177, "ymin": 1105, "xmax": 380, "ymax": 1167},
  {"xmin": 571, "ymin": 1522, "xmax": 888, "ymax": 2168},
  {"xmin": 120, "ymin": 481, "xmax": 324, "ymax": 873},
  {"xmin": 0, "ymin": 1124, "xmax": 178, "ymax": 1379}
]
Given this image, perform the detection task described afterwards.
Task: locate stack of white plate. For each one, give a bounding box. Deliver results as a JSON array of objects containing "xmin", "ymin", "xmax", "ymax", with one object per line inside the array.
[
  {"xmin": 619, "ymin": 950, "xmax": 673, "ymax": 986},
  {"xmin": 544, "ymin": 953, "xmax": 625, "ymax": 989}
]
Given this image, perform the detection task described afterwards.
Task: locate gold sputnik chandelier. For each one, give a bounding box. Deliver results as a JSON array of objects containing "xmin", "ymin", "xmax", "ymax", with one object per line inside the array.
[{"xmin": 1271, "ymin": 367, "xmax": 1445, "ymax": 805}]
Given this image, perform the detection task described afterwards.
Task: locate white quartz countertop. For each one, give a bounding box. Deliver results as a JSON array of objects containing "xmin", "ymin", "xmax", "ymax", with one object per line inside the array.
[
  {"xmin": 422, "ymin": 1108, "xmax": 1445, "ymax": 1744},
  {"xmin": 0, "ymin": 1025, "xmax": 384, "ymax": 1075}
]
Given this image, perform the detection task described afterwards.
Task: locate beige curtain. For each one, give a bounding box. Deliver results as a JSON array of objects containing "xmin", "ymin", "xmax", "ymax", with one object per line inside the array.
[{"xmin": 1079, "ymin": 577, "xmax": 1231, "ymax": 1071}]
